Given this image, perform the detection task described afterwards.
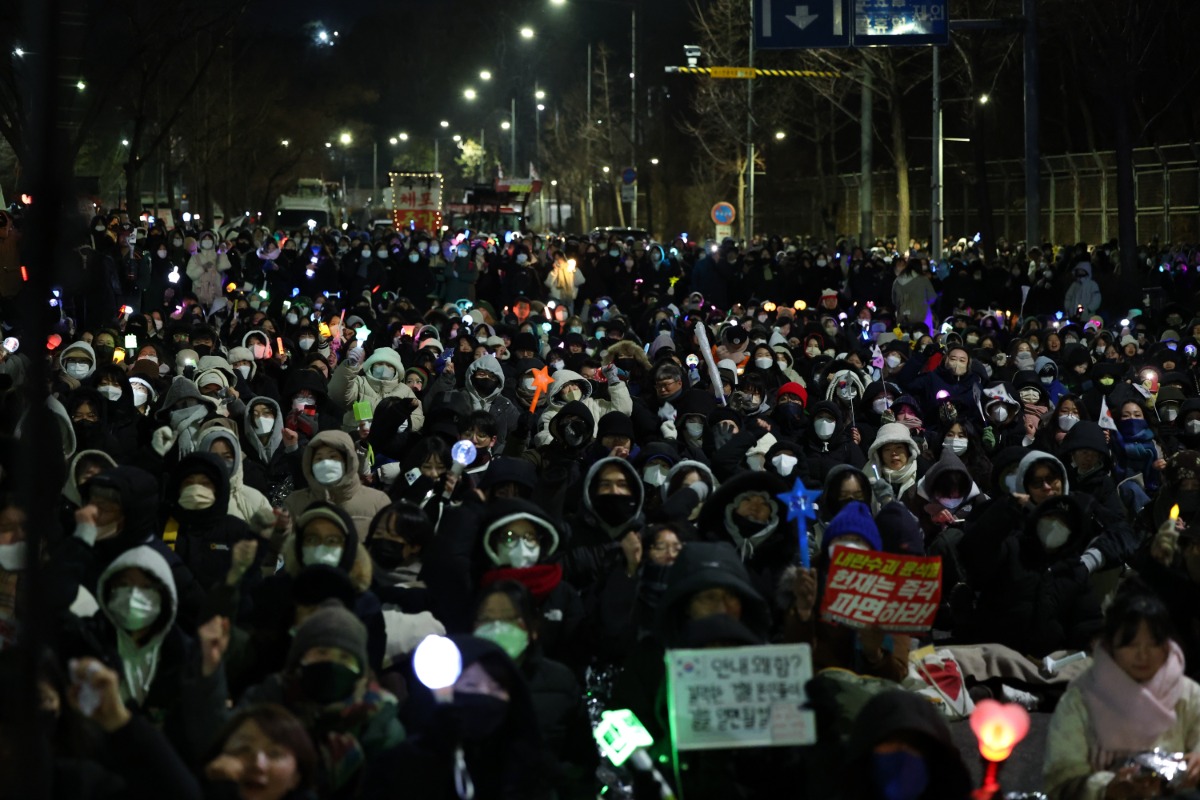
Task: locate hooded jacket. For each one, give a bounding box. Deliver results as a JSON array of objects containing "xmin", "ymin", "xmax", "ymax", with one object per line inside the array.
[
  {"xmin": 1064, "ymin": 260, "xmax": 1102, "ymax": 316},
  {"xmin": 533, "ymin": 367, "xmax": 633, "ymax": 447},
  {"xmin": 329, "ymin": 347, "xmax": 425, "ymax": 433},
  {"xmin": 425, "ymin": 353, "xmax": 520, "ymax": 453},
  {"xmin": 867, "ymin": 422, "xmax": 922, "ymax": 510},
  {"xmin": 284, "ymin": 430, "xmax": 391, "ymax": 541},
  {"xmin": 60, "ymin": 341, "xmax": 97, "ymax": 381},
  {"xmin": 559, "ymin": 457, "xmax": 645, "ymax": 590},
  {"xmin": 910, "ymin": 446, "xmax": 985, "ymax": 539},
  {"xmin": 62, "ymin": 448, "xmax": 117, "ymax": 508},
  {"xmin": 801, "ymin": 400, "xmax": 867, "ymax": 479},
  {"xmin": 197, "ymin": 427, "xmax": 275, "ymax": 536}
]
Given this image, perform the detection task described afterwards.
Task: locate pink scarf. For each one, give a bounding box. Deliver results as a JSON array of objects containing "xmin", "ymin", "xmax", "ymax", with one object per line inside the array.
[{"xmin": 1076, "ymin": 640, "xmax": 1186, "ymax": 769}]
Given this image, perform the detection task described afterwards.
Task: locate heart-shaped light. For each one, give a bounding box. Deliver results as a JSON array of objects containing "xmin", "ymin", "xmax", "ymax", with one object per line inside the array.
[{"xmin": 970, "ymin": 699, "xmax": 1030, "ymax": 761}]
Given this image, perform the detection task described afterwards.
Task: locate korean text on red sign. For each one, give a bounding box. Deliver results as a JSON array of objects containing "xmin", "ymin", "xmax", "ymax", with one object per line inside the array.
[{"xmin": 819, "ymin": 548, "xmax": 942, "ymax": 633}]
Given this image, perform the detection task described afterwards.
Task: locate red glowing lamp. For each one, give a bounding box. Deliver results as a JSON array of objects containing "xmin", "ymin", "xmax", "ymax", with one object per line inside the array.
[{"xmin": 970, "ymin": 699, "xmax": 1029, "ymax": 762}]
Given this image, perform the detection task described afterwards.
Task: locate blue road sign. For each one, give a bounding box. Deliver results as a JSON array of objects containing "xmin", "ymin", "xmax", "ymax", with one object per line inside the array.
[
  {"xmin": 711, "ymin": 202, "xmax": 736, "ymax": 225},
  {"xmin": 621, "ymin": 167, "xmax": 638, "ymax": 185},
  {"xmin": 755, "ymin": 0, "xmax": 852, "ymax": 50},
  {"xmin": 853, "ymin": 0, "xmax": 949, "ymax": 46}
]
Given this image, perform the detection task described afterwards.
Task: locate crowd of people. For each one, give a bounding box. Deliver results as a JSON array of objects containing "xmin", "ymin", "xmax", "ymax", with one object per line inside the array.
[{"xmin": 4, "ymin": 212, "xmax": 1200, "ymax": 799}]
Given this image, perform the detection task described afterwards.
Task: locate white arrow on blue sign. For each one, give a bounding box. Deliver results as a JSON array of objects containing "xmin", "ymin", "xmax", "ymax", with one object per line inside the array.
[{"xmin": 756, "ymin": 0, "xmax": 852, "ymax": 50}]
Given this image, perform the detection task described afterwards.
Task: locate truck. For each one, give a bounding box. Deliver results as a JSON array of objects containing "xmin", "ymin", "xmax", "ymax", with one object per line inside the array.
[
  {"xmin": 274, "ymin": 178, "xmax": 340, "ymax": 230},
  {"xmin": 444, "ymin": 178, "xmax": 541, "ymax": 235}
]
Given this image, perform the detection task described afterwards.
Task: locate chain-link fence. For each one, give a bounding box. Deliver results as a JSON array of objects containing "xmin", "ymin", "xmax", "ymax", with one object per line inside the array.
[{"xmin": 759, "ymin": 142, "xmax": 1200, "ymax": 245}]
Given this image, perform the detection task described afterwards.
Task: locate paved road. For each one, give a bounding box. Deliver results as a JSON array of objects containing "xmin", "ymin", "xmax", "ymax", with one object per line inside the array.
[{"xmin": 950, "ymin": 712, "xmax": 1051, "ymax": 795}]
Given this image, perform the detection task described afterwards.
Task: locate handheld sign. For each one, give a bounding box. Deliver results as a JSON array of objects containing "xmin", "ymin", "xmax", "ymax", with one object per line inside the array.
[{"xmin": 820, "ymin": 548, "xmax": 942, "ymax": 633}]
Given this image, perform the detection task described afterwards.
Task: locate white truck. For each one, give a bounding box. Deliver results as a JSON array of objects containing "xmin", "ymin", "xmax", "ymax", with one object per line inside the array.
[{"xmin": 274, "ymin": 179, "xmax": 340, "ymax": 230}]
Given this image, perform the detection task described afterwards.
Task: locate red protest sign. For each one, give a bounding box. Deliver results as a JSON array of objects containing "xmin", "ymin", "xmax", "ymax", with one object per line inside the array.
[{"xmin": 820, "ymin": 548, "xmax": 942, "ymax": 633}]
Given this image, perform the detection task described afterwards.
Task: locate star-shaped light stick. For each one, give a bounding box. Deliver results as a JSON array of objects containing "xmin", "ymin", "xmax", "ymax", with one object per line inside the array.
[
  {"xmin": 777, "ymin": 478, "xmax": 821, "ymax": 568},
  {"xmin": 530, "ymin": 365, "xmax": 554, "ymax": 413}
]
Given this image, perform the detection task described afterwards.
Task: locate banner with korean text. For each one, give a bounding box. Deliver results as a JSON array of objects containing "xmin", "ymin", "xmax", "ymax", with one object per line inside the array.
[{"xmin": 820, "ymin": 549, "xmax": 942, "ymax": 633}]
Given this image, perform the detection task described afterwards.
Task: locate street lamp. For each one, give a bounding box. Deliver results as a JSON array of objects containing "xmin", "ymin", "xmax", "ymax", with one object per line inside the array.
[
  {"xmin": 535, "ymin": 89, "xmax": 546, "ymax": 100},
  {"xmin": 501, "ymin": 121, "xmax": 511, "ymax": 131},
  {"xmin": 536, "ymin": 103, "xmax": 545, "ymax": 111},
  {"xmin": 389, "ymin": 137, "xmax": 398, "ymax": 145},
  {"xmin": 480, "ymin": 70, "xmax": 492, "ymax": 81},
  {"xmin": 519, "ymin": 26, "xmax": 535, "ymax": 39},
  {"xmin": 452, "ymin": 134, "xmax": 462, "ymax": 143},
  {"xmin": 13, "ymin": 48, "xmax": 23, "ymax": 57},
  {"xmin": 602, "ymin": 166, "xmax": 610, "ymax": 174},
  {"xmin": 75, "ymin": 80, "xmax": 86, "ymax": 91},
  {"xmin": 121, "ymin": 139, "xmax": 129, "ymax": 147},
  {"xmin": 979, "ymin": 93, "xmax": 990, "ymax": 105},
  {"xmin": 440, "ymin": 120, "xmax": 450, "ymax": 129},
  {"xmin": 339, "ymin": 132, "xmax": 353, "ymax": 145},
  {"xmin": 774, "ymin": 131, "xmax": 786, "ymax": 141},
  {"xmin": 464, "ymin": 87, "xmax": 477, "ymax": 100},
  {"xmin": 324, "ymin": 142, "xmax": 332, "ymax": 148},
  {"xmin": 650, "ymin": 157, "xmax": 659, "ymax": 165},
  {"xmin": 398, "ymin": 132, "xmax": 409, "ymax": 141},
  {"xmin": 280, "ymin": 139, "xmax": 290, "ymax": 147}
]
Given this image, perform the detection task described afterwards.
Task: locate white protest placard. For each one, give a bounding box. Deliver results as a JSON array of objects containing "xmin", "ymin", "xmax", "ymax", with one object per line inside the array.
[{"xmin": 665, "ymin": 643, "xmax": 816, "ymax": 751}]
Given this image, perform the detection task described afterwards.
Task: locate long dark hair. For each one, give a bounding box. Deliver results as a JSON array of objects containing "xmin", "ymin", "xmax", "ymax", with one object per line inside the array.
[{"xmin": 1102, "ymin": 579, "xmax": 1175, "ymax": 652}]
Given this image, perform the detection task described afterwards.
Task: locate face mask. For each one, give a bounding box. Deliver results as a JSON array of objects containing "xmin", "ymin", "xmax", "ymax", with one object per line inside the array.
[
  {"xmin": 254, "ymin": 415, "xmax": 275, "ymax": 435},
  {"xmin": 0, "ymin": 541, "xmax": 28, "ymax": 571},
  {"xmin": 990, "ymin": 405, "xmax": 1009, "ymax": 423},
  {"xmin": 369, "ymin": 540, "xmax": 407, "ymax": 571},
  {"xmin": 178, "ymin": 483, "xmax": 216, "ymax": 510},
  {"xmin": 806, "ymin": 346, "xmax": 821, "ymax": 358},
  {"xmin": 408, "ymin": 253, "xmax": 419, "ymax": 263},
  {"xmin": 685, "ymin": 421, "xmax": 705, "ymax": 440},
  {"xmin": 591, "ymin": 493, "xmax": 638, "ymax": 528},
  {"xmin": 1118, "ymin": 418, "xmax": 1149, "ymax": 438},
  {"xmin": 1162, "ymin": 407, "xmax": 1179, "ymax": 422},
  {"xmin": 418, "ymin": 242, "xmax": 428, "ymax": 252},
  {"xmin": 885, "ymin": 354, "xmax": 902, "ymax": 369},
  {"xmin": 502, "ymin": 538, "xmax": 540, "ymax": 568},
  {"xmin": 516, "ymin": 253, "xmax": 529, "ymax": 265},
  {"xmin": 201, "ymin": 239, "xmax": 214, "ymax": 250},
  {"xmin": 98, "ymin": 385, "xmax": 122, "ymax": 402},
  {"xmin": 1040, "ymin": 375, "xmax": 1053, "ymax": 385},
  {"xmin": 65, "ymin": 362, "xmax": 90, "ymax": 378},
  {"xmin": 1058, "ymin": 414, "xmax": 1079, "ymax": 431},
  {"xmin": 754, "ymin": 357, "xmax": 773, "ymax": 370},
  {"xmin": 299, "ymin": 661, "xmax": 359, "ymax": 705},
  {"xmin": 937, "ymin": 436, "xmax": 967, "ymax": 457},
  {"xmin": 871, "ymin": 750, "xmax": 929, "ymax": 800},
  {"xmin": 569, "ymin": 326, "xmax": 583, "ymax": 334},
  {"xmin": 872, "ymin": 397, "xmax": 892, "ymax": 415},
  {"xmin": 1187, "ymin": 420, "xmax": 1200, "ymax": 436},
  {"xmin": 475, "ymin": 620, "xmax": 529, "ymax": 661},
  {"xmin": 131, "ymin": 387, "xmax": 149, "ymax": 407},
  {"xmin": 155, "ymin": 247, "xmax": 168, "ymax": 259},
  {"xmin": 298, "ymin": 337, "xmax": 315, "ymax": 351},
  {"xmin": 609, "ymin": 249, "xmax": 620, "ymax": 258},
  {"xmin": 1015, "ymin": 353, "xmax": 1034, "ymax": 369},
  {"xmin": 312, "ymin": 459, "xmax": 344, "ymax": 485},
  {"xmin": 643, "ymin": 464, "xmax": 670, "ymax": 487},
  {"xmin": 108, "ymin": 586, "xmax": 161, "ymax": 632},
  {"xmin": 771, "ymin": 453, "xmax": 798, "ymax": 476},
  {"xmin": 371, "ymin": 249, "xmax": 386, "ymax": 260},
  {"xmin": 814, "ymin": 418, "xmax": 836, "ymax": 440},
  {"xmin": 284, "ymin": 311, "xmax": 301, "ymax": 325},
  {"xmin": 938, "ymin": 496, "xmax": 964, "ymax": 510},
  {"xmin": 451, "ymin": 693, "xmax": 510, "ymax": 741},
  {"xmin": 1099, "ymin": 376, "xmax": 1116, "ymax": 387},
  {"xmin": 562, "ymin": 386, "xmax": 582, "ymax": 402},
  {"xmin": 370, "ymin": 363, "xmax": 396, "ymax": 381},
  {"xmin": 1037, "ymin": 518, "xmax": 1071, "ymax": 550},
  {"xmin": 303, "ymin": 544, "xmax": 343, "ymax": 567},
  {"xmin": 472, "ymin": 375, "xmax": 499, "ymax": 396},
  {"xmin": 235, "ymin": 364, "xmax": 251, "ymax": 380}
]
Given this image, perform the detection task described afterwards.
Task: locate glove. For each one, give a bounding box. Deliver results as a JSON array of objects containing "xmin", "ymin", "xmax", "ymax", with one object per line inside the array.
[
  {"xmin": 151, "ymin": 426, "xmax": 177, "ymax": 456},
  {"xmin": 658, "ymin": 402, "xmax": 677, "ymax": 422},
  {"xmin": 982, "ymin": 426, "xmax": 997, "ymax": 450},
  {"xmin": 345, "ymin": 347, "xmax": 366, "ymax": 368},
  {"xmin": 1151, "ymin": 519, "xmax": 1181, "ymax": 566},
  {"xmin": 688, "ymin": 367, "xmax": 701, "ymax": 385},
  {"xmin": 922, "ymin": 342, "xmax": 940, "ymax": 358},
  {"xmin": 602, "ymin": 362, "xmax": 621, "ymax": 385},
  {"xmin": 660, "ymin": 420, "xmax": 677, "ymax": 441},
  {"xmin": 870, "ymin": 477, "xmax": 895, "ymax": 506}
]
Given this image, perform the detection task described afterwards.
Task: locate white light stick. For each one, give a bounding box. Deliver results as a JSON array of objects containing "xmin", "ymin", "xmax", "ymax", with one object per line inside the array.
[
  {"xmin": 413, "ymin": 635, "xmax": 462, "ymax": 703},
  {"xmin": 693, "ymin": 322, "xmax": 726, "ymax": 406}
]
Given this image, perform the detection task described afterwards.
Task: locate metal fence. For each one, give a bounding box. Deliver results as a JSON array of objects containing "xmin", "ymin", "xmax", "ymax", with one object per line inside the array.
[{"xmin": 758, "ymin": 142, "xmax": 1200, "ymax": 245}]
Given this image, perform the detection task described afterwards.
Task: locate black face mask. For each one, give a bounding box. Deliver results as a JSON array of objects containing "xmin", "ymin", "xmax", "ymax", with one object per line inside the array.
[
  {"xmin": 92, "ymin": 345, "xmax": 114, "ymax": 365},
  {"xmin": 560, "ymin": 418, "xmax": 589, "ymax": 448},
  {"xmin": 614, "ymin": 357, "xmax": 637, "ymax": 374},
  {"xmin": 1179, "ymin": 490, "xmax": 1200, "ymax": 516},
  {"xmin": 592, "ymin": 493, "xmax": 638, "ymax": 528},
  {"xmin": 471, "ymin": 376, "xmax": 499, "ymax": 397},
  {"xmin": 451, "ymin": 692, "xmax": 509, "ymax": 741},
  {"xmin": 370, "ymin": 540, "xmax": 407, "ymax": 571},
  {"xmin": 299, "ymin": 661, "xmax": 359, "ymax": 705},
  {"xmin": 192, "ymin": 344, "xmax": 212, "ymax": 358}
]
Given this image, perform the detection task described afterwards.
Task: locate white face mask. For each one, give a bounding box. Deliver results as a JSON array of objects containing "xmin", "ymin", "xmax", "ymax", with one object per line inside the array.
[
  {"xmin": 256, "ymin": 415, "xmax": 275, "ymax": 434},
  {"xmin": 872, "ymin": 397, "xmax": 892, "ymax": 415},
  {"xmin": 131, "ymin": 387, "xmax": 149, "ymax": 407},
  {"xmin": 1058, "ymin": 414, "xmax": 1079, "ymax": 432},
  {"xmin": 312, "ymin": 458, "xmax": 344, "ymax": 485},
  {"xmin": 1162, "ymin": 407, "xmax": 1179, "ymax": 422},
  {"xmin": 516, "ymin": 253, "xmax": 529, "ymax": 265},
  {"xmin": 298, "ymin": 337, "xmax": 315, "ymax": 351},
  {"xmin": 945, "ymin": 437, "xmax": 969, "ymax": 455},
  {"xmin": 474, "ymin": 620, "xmax": 529, "ymax": 660},
  {"xmin": 286, "ymin": 313, "xmax": 300, "ymax": 325},
  {"xmin": 178, "ymin": 484, "xmax": 217, "ymax": 511},
  {"xmin": 377, "ymin": 250, "xmax": 389, "ymax": 259},
  {"xmin": 772, "ymin": 453, "xmax": 798, "ymax": 476},
  {"xmin": 236, "ymin": 365, "xmax": 251, "ymax": 380},
  {"xmin": 156, "ymin": 248, "xmax": 168, "ymax": 259},
  {"xmin": 816, "ymin": 258, "xmax": 827, "ymax": 267},
  {"xmin": 685, "ymin": 420, "xmax": 705, "ymax": 440},
  {"xmin": 108, "ymin": 586, "xmax": 161, "ymax": 632},
  {"xmin": 98, "ymin": 385, "xmax": 122, "ymax": 402},
  {"xmin": 502, "ymin": 538, "xmax": 540, "ymax": 568},
  {"xmin": 814, "ymin": 418, "xmax": 836, "ymax": 440},
  {"xmin": 806, "ymin": 346, "xmax": 821, "ymax": 358},
  {"xmin": 361, "ymin": 249, "xmax": 372, "ymax": 259},
  {"xmin": 1036, "ymin": 518, "xmax": 1071, "ymax": 550},
  {"xmin": 65, "ymin": 362, "xmax": 90, "ymax": 378},
  {"xmin": 370, "ymin": 363, "xmax": 396, "ymax": 381},
  {"xmin": 990, "ymin": 406, "xmax": 1010, "ymax": 423},
  {"xmin": 1187, "ymin": 420, "xmax": 1200, "ymax": 435},
  {"xmin": 201, "ymin": 239, "xmax": 214, "ymax": 250},
  {"xmin": 0, "ymin": 541, "xmax": 28, "ymax": 571},
  {"xmin": 754, "ymin": 357, "xmax": 773, "ymax": 370},
  {"xmin": 303, "ymin": 545, "xmax": 343, "ymax": 567},
  {"xmin": 643, "ymin": 464, "xmax": 670, "ymax": 487},
  {"xmin": 937, "ymin": 496, "xmax": 964, "ymax": 510}
]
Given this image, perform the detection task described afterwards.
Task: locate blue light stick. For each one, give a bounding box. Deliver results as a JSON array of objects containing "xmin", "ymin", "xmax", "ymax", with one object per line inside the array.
[{"xmin": 777, "ymin": 479, "xmax": 821, "ymax": 568}]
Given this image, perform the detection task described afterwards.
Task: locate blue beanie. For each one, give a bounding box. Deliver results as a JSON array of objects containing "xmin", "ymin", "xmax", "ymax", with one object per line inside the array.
[{"xmin": 821, "ymin": 501, "xmax": 883, "ymax": 553}]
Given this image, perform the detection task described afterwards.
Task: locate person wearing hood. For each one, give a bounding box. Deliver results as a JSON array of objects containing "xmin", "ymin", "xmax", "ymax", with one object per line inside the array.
[
  {"xmin": 800, "ymin": 400, "xmax": 867, "ymax": 482},
  {"xmin": 1063, "ymin": 260, "xmax": 1102, "ymax": 316},
  {"xmin": 363, "ymin": 633, "xmax": 549, "ymax": 800},
  {"xmin": 185, "ymin": 231, "xmax": 231, "ymax": 308},
  {"xmin": 560, "ymin": 456, "xmax": 645, "ymax": 591},
  {"xmin": 907, "ymin": 445, "xmax": 986, "ymax": 542},
  {"xmin": 1043, "ymin": 582, "xmax": 1200, "ymax": 800},
  {"xmin": 532, "ymin": 363, "xmax": 630, "ymax": 447},
  {"xmin": 284, "ymin": 430, "xmax": 390, "ymax": 542},
  {"xmin": 476, "ymin": 500, "xmax": 582, "ymax": 666},
  {"xmin": 282, "ymin": 368, "xmax": 344, "ymax": 449},
  {"xmin": 243, "ymin": 396, "xmax": 302, "ymax": 506},
  {"xmin": 837, "ymin": 690, "xmax": 973, "ymax": 800},
  {"xmin": 980, "ymin": 381, "xmax": 1028, "ymax": 453},
  {"xmin": 93, "ymin": 363, "xmax": 143, "ymax": 462},
  {"xmin": 58, "ymin": 340, "xmax": 97, "ymax": 390},
  {"xmin": 424, "ymin": 353, "xmax": 520, "ymax": 455},
  {"xmin": 199, "ymin": 428, "xmax": 280, "ymax": 541},
  {"xmin": 891, "ymin": 257, "xmax": 937, "ymax": 327},
  {"xmin": 1035, "ymin": 355, "xmax": 1069, "ymax": 406},
  {"xmin": 866, "ymin": 423, "xmax": 922, "ymax": 513},
  {"xmin": 60, "ymin": 448, "xmax": 117, "ymax": 535},
  {"xmin": 228, "ymin": 343, "xmax": 283, "ymax": 406},
  {"xmin": 1062, "ymin": 420, "xmax": 1127, "ymax": 521},
  {"xmin": 240, "ymin": 600, "xmax": 403, "ymax": 799},
  {"xmin": 471, "ymin": 581, "xmax": 598, "ymax": 798},
  {"xmin": 893, "ymin": 343, "xmax": 982, "ymax": 422},
  {"xmin": 64, "ymin": 387, "xmax": 122, "ymax": 460},
  {"xmin": 328, "ymin": 345, "xmax": 425, "ymax": 433},
  {"xmin": 144, "ymin": 377, "xmax": 220, "ymax": 472},
  {"xmin": 519, "ymin": 399, "xmax": 595, "ymax": 521}
]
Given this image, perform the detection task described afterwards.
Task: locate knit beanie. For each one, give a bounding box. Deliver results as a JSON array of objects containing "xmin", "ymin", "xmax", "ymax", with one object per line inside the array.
[
  {"xmin": 778, "ymin": 382, "xmax": 808, "ymax": 406},
  {"xmin": 285, "ymin": 599, "xmax": 368, "ymax": 674},
  {"xmin": 820, "ymin": 500, "xmax": 883, "ymax": 553}
]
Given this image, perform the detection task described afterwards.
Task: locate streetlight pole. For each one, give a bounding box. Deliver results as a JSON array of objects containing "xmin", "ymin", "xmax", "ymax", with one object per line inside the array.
[
  {"xmin": 931, "ymin": 46, "xmax": 943, "ymax": 262},
  {"xmin": 1023, "ymin": 0, "xmax": 1040, "ymax": 251},
  {"xmin": 510, "ymin": 97, "xmax": 517, "ymax": 175},
  {"xmin": 629, "ymin": 6, "xmax": 637, "ymax": 228},
  {"xmin": 746, "ymin": 0, "xmax": 755, "ymax": 243},
  {"xmin": 586, "ymin": 42, "xmax": 593, "ymax": 231},
  {"xmin": 372, "ymin": 140, "xmax": 378, "ymax": 217}
]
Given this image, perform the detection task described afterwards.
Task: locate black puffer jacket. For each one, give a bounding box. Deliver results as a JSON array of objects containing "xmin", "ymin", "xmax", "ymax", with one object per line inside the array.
[{"xmin": 799, "ymin": 400, "xmax": 867, "ymax": 483}]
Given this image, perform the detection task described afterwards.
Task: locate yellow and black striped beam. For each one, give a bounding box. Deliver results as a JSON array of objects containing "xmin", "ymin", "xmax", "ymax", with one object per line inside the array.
[{"xmin": 665, "ymin": 66, "xmax": 842, "ymax": 79}]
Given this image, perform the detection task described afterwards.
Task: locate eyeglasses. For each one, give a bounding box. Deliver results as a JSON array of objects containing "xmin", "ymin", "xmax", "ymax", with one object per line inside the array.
[{"xmin": 501, "ymin": 530, "xmax": 539, "ymax": 547}]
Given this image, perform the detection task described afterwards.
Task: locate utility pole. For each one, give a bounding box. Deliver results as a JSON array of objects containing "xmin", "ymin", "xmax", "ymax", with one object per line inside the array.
[
  {"xmin": 586, "ymin": 42, "xmax": 594, "ymax": 231},
  {"xmin": 931, "ymin": 45, "xmax": 943, "ymax": 262},
  {"xmin": 629, "ymin": 6, "xmax": 638, "ymax": 228},
  {"xmin": 746, "ymin": 0, "xmax": 755, "ymax": 243},
  {"xmin": 510, "ymin": 98, "xmax": 517, "ymax": 176},
  {"xmin": 1023, "ymin": 0, "xmax": 1040, "ymax": 250},
  {"xmin": 860, "ymin": 69, "xmax": 873, "ymax": 246}
]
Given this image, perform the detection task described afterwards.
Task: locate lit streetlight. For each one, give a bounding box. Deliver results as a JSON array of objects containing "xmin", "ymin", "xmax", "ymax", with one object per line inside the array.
[
  {"xmin": 536, "ymin": 103, "xmax": 545, "ymax": 111},
  {"xmin": 535, "ymin": 89, "xmax": 546, "ymax": 100},
  {"xmin": 121, "ymin": 139, "xmax": 129, "ymax": 147},
  {"xmin": 464, "ymin": 87, "xmax": 477, "ymax": 100},
  {"xmin": 324, "ymin": 142, "xmax": 332, "ymax": 148},
  {"xmin": 389, "ymin": 137, "xmax": 398, "ymax": 145},
  {"xmin": 479, "ymin": 70, "xmax": 492, "ymax": 81},
  {"xmin": 452, "ymin": 134, "xmax": 462, "ymax": 142},
  {"xmin": 75, "ymin": 80, "xmax": 86, "ymax": 91},
  {"xmin": 979, "ymin": 93, "xmax": 990, "ymax": 105},
  {"xmin": 13, "ymin": 48, "xmax": 23, "ymax": 57},
  {"xmin": 500, "ymin": 121, "xmax": 511, "ymax": 131},
  {"xmin": 519, "ymin": 26, "xmax": 535, "ymax": 39},
  {"xmin": 398, "ymin": 132, "xmax": 409, "ymax": 141},
  {"xmin": 602, "ymin": 166, "xmax": 610, "ymax": 174},
  {"xmin": 280, "ymin": 139, "xmax": 290, "ymax": 147},
  {"xmin": 339, "ymin": 132, "xmax": 353, "ymax": 145},
  {"xmin": 650, "ymin": 157, "xmax": 659, "ymax": 165},
  {"xmin": 774, "ymin": 131, "xmax": 786, "ymax": 140},
  {"xmin": 440, "ymin": 120, "xmax": 450, "ymax": 129}
]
